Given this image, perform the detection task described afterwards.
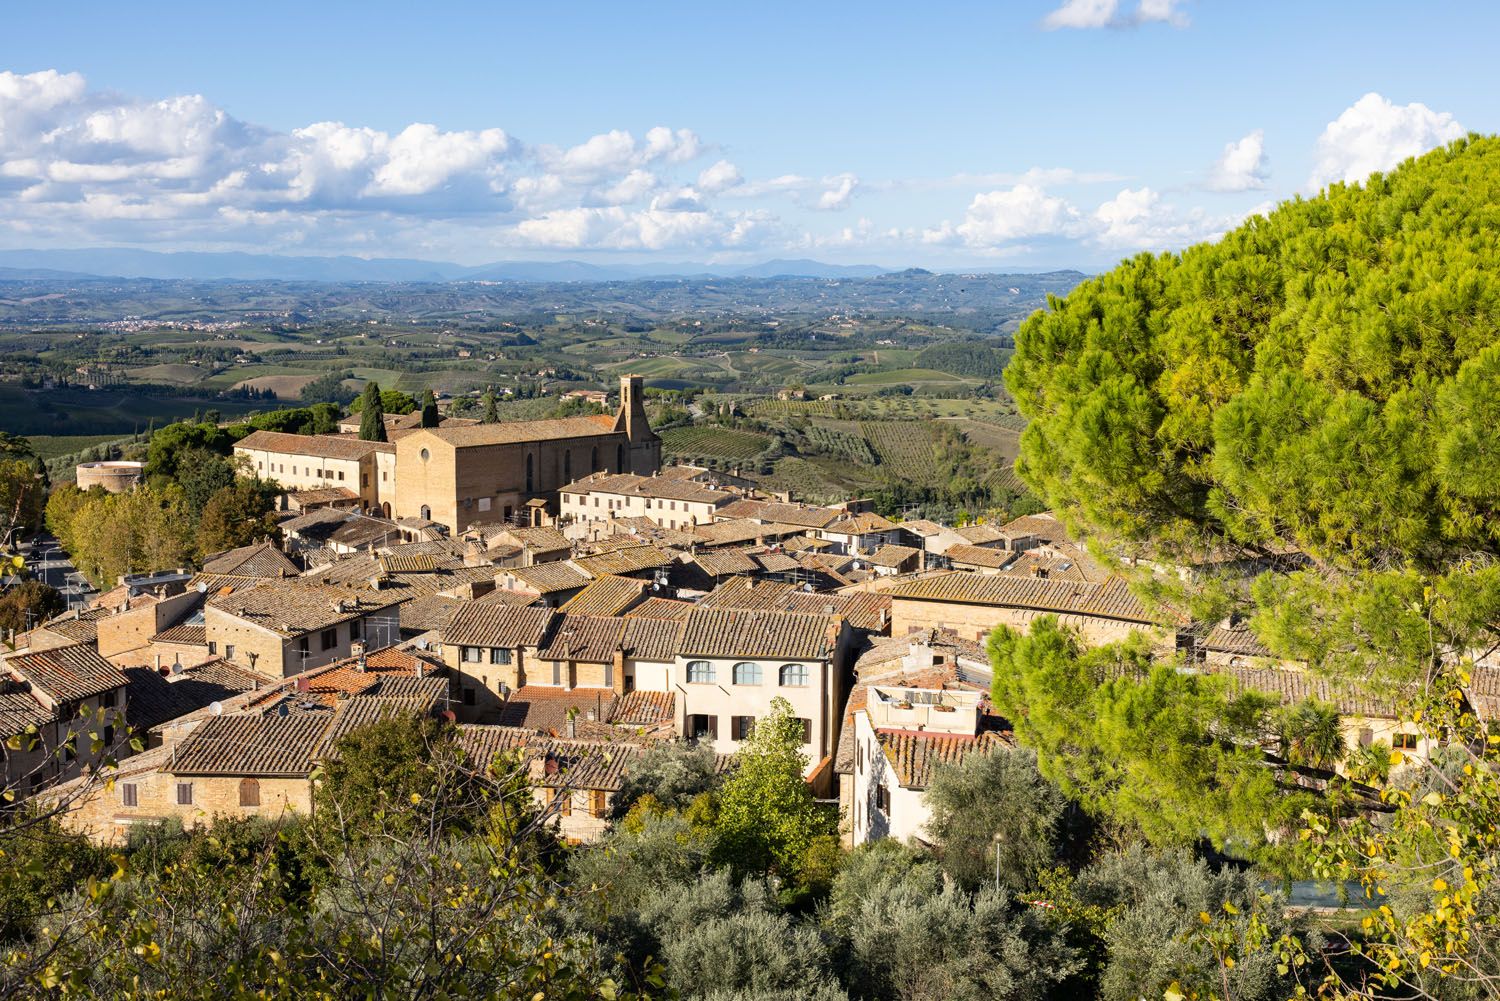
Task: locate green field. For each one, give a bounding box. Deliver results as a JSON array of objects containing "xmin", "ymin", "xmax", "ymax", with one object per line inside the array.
[
  {"xmin": 660, "ymin": 425, "xmax": 773, "ymax": 462},
  {"xmin": 860, "ymin": 421, "xmax": 941, "ymax": 481},
  {"xmin": 0, "ymin": 387, "xmax": 263, "ymax": 437},
  {"xmin": 25, "ymin": 433, "xmax": 138, "ymax": 460},
  {"xmin": 845, "ymin": 367, "xmax": 979, "ymax": 387}
]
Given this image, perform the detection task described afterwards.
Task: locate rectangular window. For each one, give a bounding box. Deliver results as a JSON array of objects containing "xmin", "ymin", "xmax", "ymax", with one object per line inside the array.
[
  {"xmin": 489, "ymin": 648, "xmax": 511, "ymax": 665},
  {"xmin": 349, "ymin": 618, "xmax": 361, "ymax": 642},
  {"xmin": 1393, "ymin": 733, "xmax": 1419, "ymax": 750},
  {"xmin": 320, "ymin": 628, "xmax": 337, "ymax": 651},
  {"xmin": 461, "ymin": 646, "xmax": 483, "ymax": 664},
  {"xmin": 552, "ymin": 661, "xmax": 562, "ymax": 686},
  {"xmin": 103, "ymin": 725, "xmax": 115, "ymax": 746},
  {"xmin": 478, "ymin": 498, "xmax": 492, "ymax": 512},
  {"xmin": 338, "ymin": 471, "xmax": 345, "ymax": 481},
  {"xmin": 797, "ymin": 718, "xmax": 813, "ymax": 745},
  {"xmin": 100, "ymin": 688, "xmax": 118, "ymax": 708},
  {"xmin": 225, "ymin": 644, "xmax": 236, "ymax": 661},
  {"xmin": 589, "ymin": 790, "xmax": 608, "ymax": 818},
  {"xmin": 875, "ymin": 783, "xmax": 889, "ymax": 813},
  {"xmin": 176, "ymin": 782, "xmax": 194, "ymax": 806},
  {"xmin": 121, "ymin": 783, "xmax": 138, "ymax": 807},
  {"xmin": 554, "ymin": 789, "xmax": 571, "ymax": 816},
  {"xmin": 362, "ymin": 473, "xmax": 369, "ymax": 488},
  {"xmin": 687, "ymin": 714, "xmax": 718, "ymax": 740},
  {"xmin": 462, "ymin": 687, "xmax": 476, "ymax": 706},
  {"xmin": 732, "ymin": 715, "xmax": 756, "ymax": 741},
  {"xmin": 207, "ymin": 641, "xmax": 217, "ymax": 655}
]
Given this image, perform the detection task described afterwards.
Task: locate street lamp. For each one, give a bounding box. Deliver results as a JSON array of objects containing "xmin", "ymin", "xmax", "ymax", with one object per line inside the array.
[{"xmin": 992, "ymin": 831, "xmax": 1006, "ymax": 895}]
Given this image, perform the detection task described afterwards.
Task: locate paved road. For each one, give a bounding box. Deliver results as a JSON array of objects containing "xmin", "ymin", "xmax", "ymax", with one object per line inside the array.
[{"xmin": 22, "ymin": 535, "xmax": 98, "ymax": 611}]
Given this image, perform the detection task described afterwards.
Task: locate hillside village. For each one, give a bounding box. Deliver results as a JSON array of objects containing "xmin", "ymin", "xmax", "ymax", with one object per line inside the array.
[{"xmin": 3, "ymin": 375, "xmax": 1478, "ymax": 856}]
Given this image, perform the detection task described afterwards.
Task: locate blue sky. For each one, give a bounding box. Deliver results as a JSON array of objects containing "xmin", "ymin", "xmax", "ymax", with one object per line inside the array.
[{"xmin": 1, "ymin": 1, "xmax": 1491, "ymax": 269}]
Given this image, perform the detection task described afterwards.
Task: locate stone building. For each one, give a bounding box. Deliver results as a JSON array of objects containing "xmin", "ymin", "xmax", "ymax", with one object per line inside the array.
[{"xmin": 393, "ymin": 376, "xmax": 660, "ymax": 534}]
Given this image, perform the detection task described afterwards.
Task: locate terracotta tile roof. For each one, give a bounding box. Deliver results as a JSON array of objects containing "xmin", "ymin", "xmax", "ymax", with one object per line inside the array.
[
  {"xmin": 152, "ymin": 623, "xmax": 208, "ymax": 646},
  {"xmin": 697, "ymin": 576, "xmax": 800, "ymax": 611},
  {"xmin": 561, "ymin": 575, "xmax": 649, "ymax": 616},
  {"xmin": 289, "ymin": 485, "xmax": 359, "ymax": 506},
  {"xmin": 187, "ymin": 572, "xmax": 268, "ymax": 599},
  {"xmin": 313, "ymin": 554, "xmax": 496, "ymax": 597},
  {"xmin": 201, "ymin": 541, "xmax": 300, "ymax": 578},
  {"xmin": 681, "ymin": 607, "xmax": 840, "ymax": 660},
  {"xmin": 754, "ymin": 552, "xmax": 802, "ymax": 573},
  {"xmin": 573, "ymin": 545, "xmax": 674, "ymax": 578},
  {"xmin": 563, "ymin": 471, "xmax": 733, "ymax": 505},
  {"xmin": 824, "ymin": 511, "xmax": 896, "ymax": 535},
  {"xmin": 475, "ymin": 587, "xmax": 544, "ymax": 607},
  {"xmin": 866, "ymin": 544, "xmax": 920, "ymax": 568},
  {"xmin": 328, "ymin": 518, "xmax": 400, "ymax": 550},
  {"xmin": 122, "ymin": 661, "xmax": 262, "ymax": 733},
  {"xmin": 992, "ymin": 551, "xmax": 1103, "ymax": 583},
  {"xmin": 1207, "ymin": 663, "xmax": 1393, "ymax": 718},
  {"xmin": 236, "ymin": 430, "xmax": 394, "ymax": 460},
  {"xmin": 783, "ymin": 591, "xmax": 892, "ymax": 633},
  {"xmin": 418, "ymin": 413, "xmax": 618, "ymax": 447},
  {"xmin": 489, "ymin": 526, "xmax": 571, "ymax": 552},
  {"xmin": 380, "ymin": 553, "xmax": 439, "ymax": 573},
  {"xmin": 495, "ymin": 687, "xmax": 617, "ymax": 735},
  {"xmin": 444, "ymin": 604, "xmax": 557, "ymax": 650},
  {"xmin": 625, "ymin": 596, "xmax": 694, "ymax": 622},
  {"xmin": 693, "ymin": 548, "xmax": 761, "ymax": 577},
  {"xmin": 167, "ymin": 714, "xmax": 330, "ymax": 777},
  {"xmin": 692, "ymin": 519, "xmax": 808, "ymax": 547},
  {"xmin": 1468, "ymin": 666, "xmax": 1500, "ymax": 722},
  {"xmin": 0, "ymin": 690, "xmax": 56, "ymax": 740},
  {"xmin": 621, "ymin": 616, "xmax": 686, "ymax": 661},
  {"xmin": 715, "ymin": 498, "xmax": 842, "ymax": 529},
  {"xmin": 998, "ymin": 512, "xmax": 1073, "ymax": 545},
  {"xmin": 1202, "ymin": 622, "xmax": 1275, "ymax": 657},
  {"xmin": 896, "ymin": 519, "xmax": 947, "ymax": 538},
  {"xmin": 879, "ymin": 730, "xmax": 1010, "ymax": 789},
  {"xmin": 397, "ymin": 594, "xmax": 466, "ymax": 633},
  {"xmin": 612, "ymin": 689, "xmax": 674, "ymax": 726},
  {"xmin": 280, "ymin": 508, "xmax": 351, "ymax": 535},
  {"xmin": 6, "ymin": 643, "xmax": 130, "ymax": 703},
  {"xmin": 884, "ymin": 571, "xmax": 1176, "ymax": 625},
  {"xmin": 35, "ymin": 616, "xmax": 100, "ymax": 643},
  {"xmin": 506, "ymin": 561, "xmax": 593, "ymax": 595},
  {"xmin": 782, "ymin": 534, "xmax": 835, "ymax": 552},
  {"xmin": 456, "ymin": 724, "xmax": 641, "ymax": 790},
  {"xmin": 536, "ymin": 615, "xmax": 627, "ymax": 663},
  {"xmin": 954, "ymin": 524, "xmax": 1005, "ymax": 545},
  {"xmin": 944, "ymin": 544, "xmax": 1018, "ymax": 569},
  {"xmin": 208, "ymin": 580, "xmax": 403, "ymax": 637}
]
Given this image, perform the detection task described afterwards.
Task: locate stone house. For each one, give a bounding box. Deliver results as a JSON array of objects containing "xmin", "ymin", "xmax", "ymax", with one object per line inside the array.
[{"xmin": 205, "ymin": 580, "xmax": 404, "ymax": 678}]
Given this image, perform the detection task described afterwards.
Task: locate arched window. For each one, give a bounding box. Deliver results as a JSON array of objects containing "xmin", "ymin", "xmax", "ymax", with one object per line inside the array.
[
  {"xmin": 779, "ymin": 663, "xmax": 810, "ymax": 687},
  {"xmin": 686, "ymin": 660, "xmax": 715, "ymax": 684},
  {"xmin": 526, "ymin": 452, "xmax": 534, "ymax": 493},
  {"xmin": 239, "ymin": 777, "xmax": 260, "ymax": 807},
  {"xmin": 591, "ymin": 445, "xmax": 598, "ymax": 472},
  {"xmin": 732, "ymin": 662, "xmax": 762, "ymax": 685},
  {"xmin": 564, "ymin": 449, "xmax": 572, "ymax": 482},
  {"xmin": 419, "ymin": 504, "xmax": 431, "ymax": 520},
  {"xmin": 616, "ymin": 443, "xmax": 625, "ymax": 472}
]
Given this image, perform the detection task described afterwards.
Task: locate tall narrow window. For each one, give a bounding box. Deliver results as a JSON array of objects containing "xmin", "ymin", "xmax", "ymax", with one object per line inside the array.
[
  {"xmin": 591, "ymin": 446, "xmax": 598, "ymax": 471},
  {"xmin": 564, "ymin": 450, "xmax": 571, "ymax": 482},
  {"xmin": 239, "ymin": 778, "xmax": 260, "ymax": 807},
  {"xmin": 616, "ymin": 443, "xmax": 625, "ymax": 472},
  {"xmin": 121, "ymin": 783, "xmax": 138, "ymax": 807},
  {"xmin": 176, "ymin": 782, "xmax": 194, "ymax": 806},
  {"xmin": 526, "ymin": 453, "xmax": 535, "ymax": 493}
]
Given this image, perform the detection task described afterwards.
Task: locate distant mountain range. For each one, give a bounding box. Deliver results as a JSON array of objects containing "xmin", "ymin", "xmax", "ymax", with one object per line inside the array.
[{"xmin": 0, "ymin": 249, "xmax": 899, "ymax": 283}]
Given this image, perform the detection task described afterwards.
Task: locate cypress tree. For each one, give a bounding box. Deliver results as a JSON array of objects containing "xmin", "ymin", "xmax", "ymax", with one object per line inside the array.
[
  {"xmin": 482, "ymin": 387, "xmax": 499, "ymax": 424},
  {"xmin": 420, "ymin": 388, "xmax": 440, "ymax": 428},
  {"xmin": 358, "ymin": 382, "xmax": 388, "ymax": 442}
]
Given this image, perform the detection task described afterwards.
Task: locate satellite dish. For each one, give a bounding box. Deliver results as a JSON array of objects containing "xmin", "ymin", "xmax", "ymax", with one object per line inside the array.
[
  {"xmin": 209, "ymin": 701, "xmax": 224, "ymax": 716},
  {"xmin": 197, "ymin": 582, "xmax": 208, "ymax": 594}
]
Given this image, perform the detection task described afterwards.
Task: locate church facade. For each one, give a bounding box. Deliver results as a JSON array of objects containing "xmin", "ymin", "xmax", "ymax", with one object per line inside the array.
[{"xmin": 392, "ymin": 375, "xmax": 660, "ymax": 533}]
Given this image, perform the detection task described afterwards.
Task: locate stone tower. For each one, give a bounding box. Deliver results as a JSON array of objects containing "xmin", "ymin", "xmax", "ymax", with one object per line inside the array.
[{"xmin": 613, "ymin": 374, "xmax": 661, "ymax": 474}]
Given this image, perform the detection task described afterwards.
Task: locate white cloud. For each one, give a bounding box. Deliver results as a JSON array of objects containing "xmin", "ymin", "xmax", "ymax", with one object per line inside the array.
[
  {"xmin": 1042, "ymin": 0, "xmax": 1187, "ymax": 30},
  {"xmin": 952, "ymin": 184, "xmax": 1083, "ymax": 244},
  {"xmin": 597, "ymin": 168, "xmax": 658, "ymax": 205},
  {"xmin": 697, "ymin": 159, "xmax": 742, "ymax": 193},
  {"xmin": 367, "ymin": 123, "xmax": 510, "ymax": 197},
  {"xmin": 1307, "ymin": 92, "xmax": 1465, "ymax": 190},
  {"xmin": 1206, "ymin": 129, "xmax": 1269, "ymax": 191},
  {"xmin": 1091, "ymin": 185, "xmax": 1232, "ymax": 249},
  {"xmin": 816, "ymin": 173, "xmax": 858, "ymax": 210}
]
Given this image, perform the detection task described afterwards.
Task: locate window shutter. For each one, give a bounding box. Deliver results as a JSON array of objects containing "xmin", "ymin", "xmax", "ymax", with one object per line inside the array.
[
  {"xmin": 555, "ymin": 789, "xmax": 571, "ymax": 816},
  {"xmin": 707, "ymin": 715, "xmax": 719, "ymax": 740},
  {"xmin": 240, "ymin": 778, "xmax": 260, "ymax": 807},
  {"xmin": 590, "ymin": 790, "xmax": 607, "ymax": 817},
  {"xmin": 801, "ymin": 718, "xmax": 813, "ymax": 744},
  {"xmin": 121, "ymin": 783, "xmax": 138, "ymax": 807},
  {"xmin": 176, "ymin": 782, "xmax": 194, "ymax": 806}
]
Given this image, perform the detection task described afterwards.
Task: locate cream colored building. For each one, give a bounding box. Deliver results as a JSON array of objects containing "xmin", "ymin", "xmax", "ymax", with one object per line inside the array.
[
  {"xmin": 559, "ymin": 470, "xmax": 734, "ymax": 531},
  {"xmin": 234, "ymin": 431, "xmax": 397, "ymax": 515}
]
